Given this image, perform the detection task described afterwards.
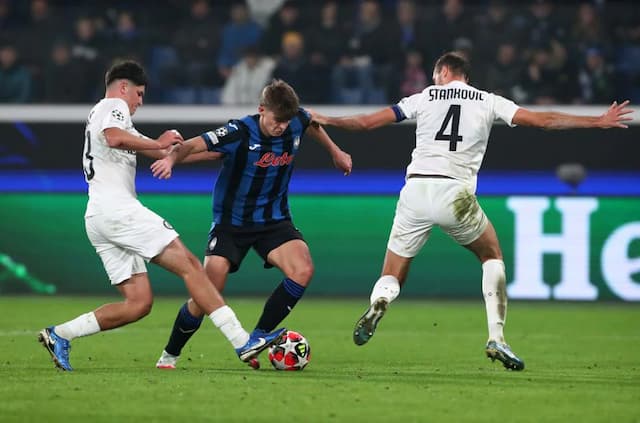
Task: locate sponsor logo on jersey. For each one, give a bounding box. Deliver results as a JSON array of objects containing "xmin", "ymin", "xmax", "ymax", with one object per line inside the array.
[
  {"xmin": 248, "ymin": 143, "xmax": 261, "ymax": 151},
  {"xmin": 254, "ymin": 152, "xmax": 294, "ymax": 167},
  {"xmin": 293, "ymin": 136, "xmax": 300, "ymax": 149},
  {"xmin": 163, "ymin": 220, "xmax": 174, "ymax": 230}
]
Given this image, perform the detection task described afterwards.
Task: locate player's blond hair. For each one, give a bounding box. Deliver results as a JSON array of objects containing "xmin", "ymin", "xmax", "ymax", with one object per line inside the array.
[{"xmin": 260, "ymin": 79, "xmax": 299, "ymax": 121}]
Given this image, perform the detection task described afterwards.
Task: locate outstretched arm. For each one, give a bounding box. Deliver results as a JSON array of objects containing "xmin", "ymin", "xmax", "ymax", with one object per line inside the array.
[
  {"xmin": 311, "ymin": 107, "xmax": 398, "ymax": 131},
  {"xmin": 139, "ymin": 148, "xmax": 170, "ymax": 160},
  {"xmin": 512, "ymin": 101, "xmax": 634, "ymax": 130},
  {"xmin": 306, "ymin": 123, "xmax": 352, "ymax": 175},
  {"xmin": 180, "ymin": 151, "xmax": 223, "ymax": 163},
  {"xmin": 150, "ymin": 136, "xmax": 209, "ymax": 179},
  {"xmin": 103, "ymin": 127, "xmax": 183, "ymax": 150}
]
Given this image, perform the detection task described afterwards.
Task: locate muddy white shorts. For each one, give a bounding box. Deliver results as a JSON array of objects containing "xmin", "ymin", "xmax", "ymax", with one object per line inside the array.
[
  {"xmin": 387, "ymin": 177, "xmax": 488, "ymax": 258},
  {"xmin": 85, "ymin": 205, "xmax": 179, "ymax": 284}
]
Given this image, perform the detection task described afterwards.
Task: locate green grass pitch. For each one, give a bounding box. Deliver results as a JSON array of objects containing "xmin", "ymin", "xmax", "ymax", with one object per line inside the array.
[{"xmin": 1, "ymin": 296, "xmax": 638, "ymax": 422}]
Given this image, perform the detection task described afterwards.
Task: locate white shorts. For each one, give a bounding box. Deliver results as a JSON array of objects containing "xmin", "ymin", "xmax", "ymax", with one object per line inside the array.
[
  {"xmin": 85, "ymin": 205, "xmax": 179, "ymax": 285},
  {"xmin": 387, "ymin": 177, "xmax": 488, "ymax": 258}
]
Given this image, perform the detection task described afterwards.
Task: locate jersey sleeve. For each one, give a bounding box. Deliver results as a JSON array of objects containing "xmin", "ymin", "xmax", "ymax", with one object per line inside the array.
[
  {"xmin": 492, "ymin": 94, "xmax": 520, "ymax": 127},
  {"xmin": 298, "ymin": 107, "xmax": 311, "ymax": 129},
  {"xmin": 201, "ymin": 120, "xmax": 246, "ymax": 154},
  {"xmin": 98, "ymin": 99, "xmax": 130, "ymax": 132},
  {"xmin": 395, "ymin": 92, "xmax": 423, "ymax": 120}
]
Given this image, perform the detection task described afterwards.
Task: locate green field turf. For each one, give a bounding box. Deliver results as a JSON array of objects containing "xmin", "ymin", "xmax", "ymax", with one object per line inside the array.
[{"xmin": 1, "ymin": 296, "xmax": 638, "ymax": 423}]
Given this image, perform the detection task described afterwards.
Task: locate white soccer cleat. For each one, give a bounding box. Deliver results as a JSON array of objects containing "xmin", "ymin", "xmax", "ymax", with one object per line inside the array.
[
  {"xmin": 485, "ymin": 341, "xmax": 525, "ymax": 371},
  {"xmin": 156, "ymin": 350, "xmax": 179, "ymax": 369}
]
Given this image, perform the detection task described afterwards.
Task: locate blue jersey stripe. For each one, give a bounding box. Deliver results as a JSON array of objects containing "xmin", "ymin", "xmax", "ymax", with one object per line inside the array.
[
  {"xmin": 244, "ymin": 116, "xmax": 271, "ymax": 223},
  {"xmin": 230, "ymin": 117, "xmax": 259, "ymax": 225},
  {"xmin": 217, "ymin": 122, "xmax": 249, "ymax": 225}
]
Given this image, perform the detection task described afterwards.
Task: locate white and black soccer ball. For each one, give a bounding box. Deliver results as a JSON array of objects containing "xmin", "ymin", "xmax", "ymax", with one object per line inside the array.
[{"xmin": 268, "ymin": 330, "xmax": 311, "ymax": 371}]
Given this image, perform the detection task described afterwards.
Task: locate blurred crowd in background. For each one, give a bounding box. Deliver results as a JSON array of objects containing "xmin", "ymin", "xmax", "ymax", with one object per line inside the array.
[{"xmin": 0, "ymin": 0, "xmax": 639, "ymax": 105}]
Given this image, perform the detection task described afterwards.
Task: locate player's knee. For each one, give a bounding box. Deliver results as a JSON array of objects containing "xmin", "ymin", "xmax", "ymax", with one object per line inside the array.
[
  {"xmin": 179, "ymin": 251, "xmax": 204, "ymax": 278},
  {"xmin": 290, "ymin": 262, "xmax": 314, "ymax": 285},
  {"xmin": 466, "ymin": 238, "xmax": 502, "ymax": 262},
  {"xmin": 125, "ymin": 298, "xmax": 153, "ymax": 322},
  {"xmin": 187, "ymin": 252, "xmax": 204, "ymax": 271}
]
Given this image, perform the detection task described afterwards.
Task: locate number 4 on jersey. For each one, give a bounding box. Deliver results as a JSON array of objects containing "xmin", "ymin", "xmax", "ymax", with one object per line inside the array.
[{"xmin": 435, "ymin": 104, "xmax": 462, "ymax": 151}]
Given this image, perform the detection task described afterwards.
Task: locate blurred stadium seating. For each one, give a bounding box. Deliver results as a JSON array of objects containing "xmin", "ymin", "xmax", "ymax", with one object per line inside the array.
[{"xmin": 0, "ymin": 0, "xmax": 639, "ymax": 105}]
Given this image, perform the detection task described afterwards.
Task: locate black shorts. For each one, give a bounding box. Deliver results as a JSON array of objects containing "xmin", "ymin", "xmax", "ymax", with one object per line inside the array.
[{"xmin": 205, "ymin": 220, "xmax": 305, "ymax": 273}]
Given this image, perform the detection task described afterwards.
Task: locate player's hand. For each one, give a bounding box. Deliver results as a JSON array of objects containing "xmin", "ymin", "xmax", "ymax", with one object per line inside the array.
[
  {"xmin": 151, "ymin": 157, "xmax": 174, "ymax": 179},
  {"xmin": 156, "ymin": 129, "xmax": 184, "ymax": 149},
  {"xmin": 333, "ymin": 149, "xmax": 352, "ymax": 176},
  {"xmin": 599, "ymin": 100, "xmax": 634, "ymax": 128}
]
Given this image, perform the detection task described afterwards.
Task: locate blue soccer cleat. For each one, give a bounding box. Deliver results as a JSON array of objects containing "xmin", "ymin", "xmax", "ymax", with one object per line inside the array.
[
  {"xmin": 485, "ymin": 340, "xmax": 525, "ymax": 371},
  {"xmin": 38, "ymin": 327, "xmax": 73, "ymax": 371},
  {"xmin": 236, "ymin": 328, "xmax": 286, "ymax": 362}
]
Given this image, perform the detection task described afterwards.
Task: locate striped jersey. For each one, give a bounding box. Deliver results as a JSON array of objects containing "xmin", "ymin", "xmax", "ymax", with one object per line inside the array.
[{"xmin": 201, "ymin": 108, "xmax": 311, "ymax": 226}]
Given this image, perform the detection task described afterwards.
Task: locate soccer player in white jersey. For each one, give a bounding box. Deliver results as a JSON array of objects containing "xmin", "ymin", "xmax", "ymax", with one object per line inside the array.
[
  {"xmin": 311, "ymin": 52, "xmax": 633, "ymax": 371},
  {"xmin": 38, "ymin": 60, "xmax": 285, "ymax": 371}
]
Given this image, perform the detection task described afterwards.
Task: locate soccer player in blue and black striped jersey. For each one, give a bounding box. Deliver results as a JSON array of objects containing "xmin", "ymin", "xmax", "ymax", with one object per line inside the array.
[{"xmin": 151, "ymin": 80, "xmax": 352, "ymax": 369}]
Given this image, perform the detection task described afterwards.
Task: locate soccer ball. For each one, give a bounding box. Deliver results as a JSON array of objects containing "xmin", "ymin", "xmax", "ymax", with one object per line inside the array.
[{"xmin": 268, "ymin": 330, "xmax": 311, "ymax": 371}]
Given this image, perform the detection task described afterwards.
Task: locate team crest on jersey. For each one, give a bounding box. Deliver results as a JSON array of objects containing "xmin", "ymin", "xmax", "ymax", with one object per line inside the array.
[
  {"xmin": 111, "ymin": 109, "xmax": 125, "ymax": 122},
  {"xmin": 215, "ymin": 126, "xmax": 228, "ymax": 137},
  {"xmin": 294, "ymin": 136, "xmax": 300, "ymax": 149}
]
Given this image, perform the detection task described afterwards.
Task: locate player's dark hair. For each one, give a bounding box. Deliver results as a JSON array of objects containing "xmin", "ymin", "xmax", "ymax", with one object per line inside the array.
[
  {"xmin": 260, "ymin": 79, "xmax": 299, "ymax": 121},
  {"xmin": 434, "ymin": 52, "xmax": 470, "ymax": 81},
  {"xmin": 105, "ymin": 60, "xmax": 148, "ymax": 87}
]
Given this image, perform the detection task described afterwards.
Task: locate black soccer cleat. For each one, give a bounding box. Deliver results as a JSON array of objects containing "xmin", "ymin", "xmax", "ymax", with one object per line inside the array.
[{"xmin": 353, "ymin": 298, "xmax": 388, "ymax": 346}]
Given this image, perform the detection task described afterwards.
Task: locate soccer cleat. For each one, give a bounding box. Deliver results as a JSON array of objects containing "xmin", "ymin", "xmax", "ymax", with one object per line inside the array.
[
  {"xmin": 353, "ymin": 297, "xmax": 388, "ymax": 346},
  {"xmin": 485, "ymin": 340, "xmax": 525, "ymax": 371},
  {"xmin": 235, "ymin": 328, "xmax": 286, "ymax": 362},
  {"xmin": 38, "ymin": 327, "xmax": 73, "ymax": 371},
  {"xmin": 156, "ymin": 350, "xmax": 179, "ymax": 369}
]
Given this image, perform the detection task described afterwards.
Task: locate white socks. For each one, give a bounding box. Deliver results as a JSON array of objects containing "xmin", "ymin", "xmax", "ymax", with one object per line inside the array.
[
  {"xmin": 54, "ymin": 312, "xmax": 101, "ymax": 341},
  {"xmin": 209, "ymin": 305, "xmax": 250, "ymax": 349},
  {"xmin": 370, "ymin": 275, "xmax": 401, "ymax": 305},
  {"xmin": 482, "ymin": 259, "xmax": 507, "ymax": 344}
]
